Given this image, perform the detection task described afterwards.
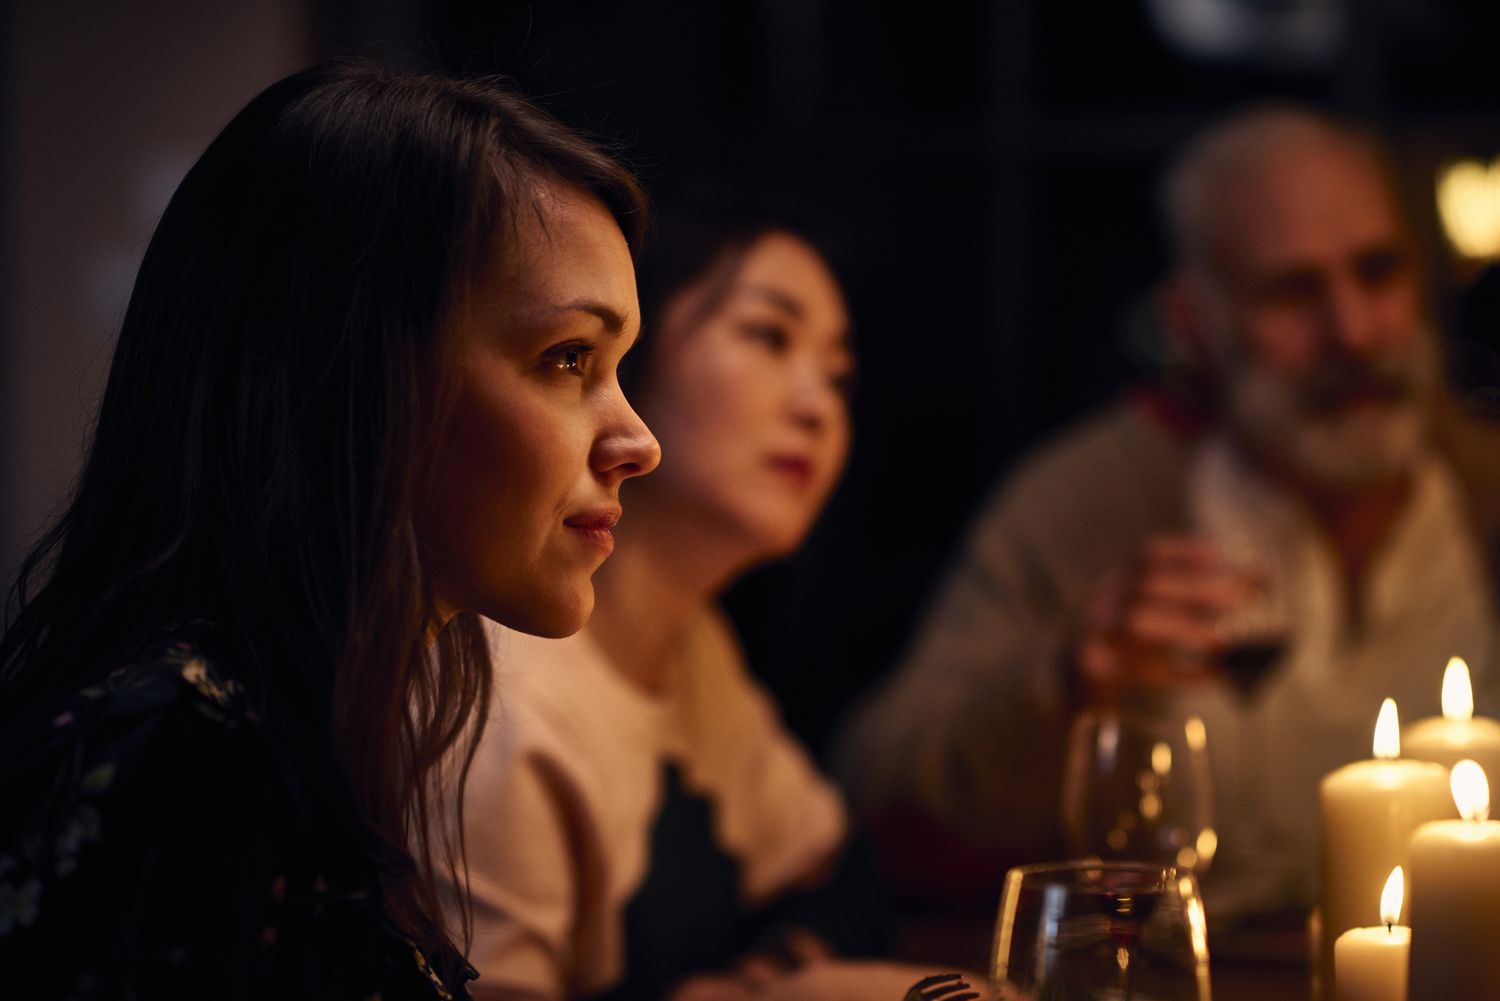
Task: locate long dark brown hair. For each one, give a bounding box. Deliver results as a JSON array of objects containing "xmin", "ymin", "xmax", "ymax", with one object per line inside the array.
[{"xmin": 0, "ymin": 62, "xmax": 645, "ymax": 984}]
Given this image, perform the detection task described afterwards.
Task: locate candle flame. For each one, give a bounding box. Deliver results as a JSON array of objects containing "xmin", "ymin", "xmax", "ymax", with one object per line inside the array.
[
  {"xmin": 1380, "ymin": 866, "xmax": 1404, "ymax": 926},
  {"xmin": 1442, "ymin": 657, "xmax": 1475, "ymax": 721},
  {"xmin": 1373, "ymin": 698, "xmax": 1400, "ymax": 760},
  {"xmin": 1452, "ymin": 759, "xmax": 1491, "ymax": 823}
]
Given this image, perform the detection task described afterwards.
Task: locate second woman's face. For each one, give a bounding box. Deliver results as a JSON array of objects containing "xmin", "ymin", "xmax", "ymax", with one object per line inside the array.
[
  {"xmin": 420, "ymin": 182, "xmax": 660, "ymax": 637},
  {"xmin": 641, "ymin": 232, "xmax": 853, "ymax": 559}
]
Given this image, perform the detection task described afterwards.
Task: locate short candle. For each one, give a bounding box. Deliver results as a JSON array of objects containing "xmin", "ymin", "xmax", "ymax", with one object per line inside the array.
[{"xmin": 1333, "ymin": 866, "xmax": 1409, "ymax": 1001}]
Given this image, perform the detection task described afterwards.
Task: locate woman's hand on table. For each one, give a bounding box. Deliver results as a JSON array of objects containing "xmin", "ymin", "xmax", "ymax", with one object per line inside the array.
[
  {"xmin": 666, "ymin": 972, "xmax": 760, "ymax": 1001},
  {"xmin": 751, "ymin": 960, "xmax": 990, "ymax": 1001},
  {"xmin": 667, "ymin": 930, "xmax": 832, "ymax": 1001}
]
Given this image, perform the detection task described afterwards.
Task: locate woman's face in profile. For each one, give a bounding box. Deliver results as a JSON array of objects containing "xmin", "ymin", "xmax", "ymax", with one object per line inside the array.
[
  {"xmin": 641, "ymin": 232, "xmax": 852, "ymax": 558},
  {"xmin": 419, "ymin": 182, "xmax": 660, "ymax": 636}
]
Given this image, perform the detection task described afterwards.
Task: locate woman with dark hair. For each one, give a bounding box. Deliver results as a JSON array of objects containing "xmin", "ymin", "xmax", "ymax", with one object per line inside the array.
[
  {"xmin": 450, "ymin": 193, "xmax": 885, "ymax": 1001},
  {"xmin": 0, "ymin": 62, "xmax": 658, "ymax": 999}
]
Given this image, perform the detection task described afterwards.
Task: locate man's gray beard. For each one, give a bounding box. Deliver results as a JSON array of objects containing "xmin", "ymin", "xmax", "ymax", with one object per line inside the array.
[{"xmin": 1225, "ymin": 350, "xmax": 1434, "ymax": 492}]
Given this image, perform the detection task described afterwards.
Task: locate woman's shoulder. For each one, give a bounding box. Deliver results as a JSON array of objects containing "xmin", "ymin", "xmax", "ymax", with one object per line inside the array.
[
  {"xmin": 0, "ymin": 627, "xmax": 284, "ymax": 989},
  {"xmin": 3, "ymin": 623, "xmax": 270, "ymax": 789},
  {"xmin": 0, "ymin": 625, "xmax": 289, "ymax": 886},
  {"xmin": 0, "ymin": 625, "xmax": 462, "ymax": 1000},
  {"xmin": 2, "ymin": 624, "xmax": 275, "ymax": 811}
]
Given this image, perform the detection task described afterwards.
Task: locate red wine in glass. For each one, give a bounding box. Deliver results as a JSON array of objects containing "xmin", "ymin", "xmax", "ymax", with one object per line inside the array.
[
  {"xmin": 1098, "ymin": 884, "xmax": 1163, "ymax": 942},
  {"xmin": 1219, "ymin": 635, "xmax": 1287, "ymax": 700}
]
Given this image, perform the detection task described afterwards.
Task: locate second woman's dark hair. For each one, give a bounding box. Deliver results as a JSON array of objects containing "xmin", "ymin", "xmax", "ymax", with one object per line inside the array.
[{"xmin": 0, "ymin": 61, "xmax": 645, "ymax": 982}]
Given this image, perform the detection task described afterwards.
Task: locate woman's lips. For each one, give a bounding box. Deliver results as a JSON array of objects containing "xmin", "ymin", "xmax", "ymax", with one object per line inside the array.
[
  {"xmin": 565, "ymin": 508, "xmax": 620, "ymax": 553},
  {"xmin": 766, "ymin": 455, "xmax": 815, "ymax": 488}
]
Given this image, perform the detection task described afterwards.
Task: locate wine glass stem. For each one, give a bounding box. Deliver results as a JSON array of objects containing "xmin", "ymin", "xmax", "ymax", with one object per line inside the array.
[
  {"xmin": 1116, "ymin": 939, "xmax": 1136, "ymax": 1001},
  {"xmin": 1241, "ymin": 698, "xmax": 1269, "ymax": 853}
]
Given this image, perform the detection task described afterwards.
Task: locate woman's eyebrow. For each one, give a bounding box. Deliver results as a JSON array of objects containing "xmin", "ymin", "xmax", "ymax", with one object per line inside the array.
[
  {"xmin": 738, "ymin": 285, "xmax": 805, "ymax": 319},
  {"xmin": 549, "ymin": 300, "xmax": 631, "ymax": 334}
]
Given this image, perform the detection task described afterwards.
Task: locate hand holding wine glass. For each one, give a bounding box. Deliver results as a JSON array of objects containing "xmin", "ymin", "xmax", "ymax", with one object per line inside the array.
[
  {"xmin": 1210, "ymin": 539, "xmax": 1291, "ymax": 703},
  {"xmin": 1073, "ymin": 535, "xmax": 1261, "ymax": 705}
]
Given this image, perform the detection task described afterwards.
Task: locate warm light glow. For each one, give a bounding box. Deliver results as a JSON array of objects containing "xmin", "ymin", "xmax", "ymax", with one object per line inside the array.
[
  {"xmin": 1185, "ymin": 894, "xmax": 1209, "ymax": 959},
  {"xmin": 1195, "ymin": 827, "xmax": 1218, "ymax": 865},
  {"xmin": 1442, "ymin": 657, "xmax": 1475, "ymax": 721},
  {"xmin": 1185, "ymin": 716, "xmax": 1207, "ymax": 752},
  {"xmin": 1452, "ymin": 759, "xmax": 1491, "ymax": 823},
  {"xmin": 1437, "ymin": 158, "xmax": 1500, "ymax": 260},
  {"xmin": 1373, "ymin": 698, "xmax": 1400, "ymax": 760},
  {"xmin": 1151, "ymin": 741, "xmax": 1173, "ymax": 776},
  {"xmin": 1380, "ymin": 866, "xmax": 1404, "ymax": 927}
]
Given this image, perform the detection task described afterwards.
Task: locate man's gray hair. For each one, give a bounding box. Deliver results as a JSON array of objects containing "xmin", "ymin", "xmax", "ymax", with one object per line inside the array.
[{"xmin": 1160, "ymin": 104, "xmax": 1398, "ymax": 270}]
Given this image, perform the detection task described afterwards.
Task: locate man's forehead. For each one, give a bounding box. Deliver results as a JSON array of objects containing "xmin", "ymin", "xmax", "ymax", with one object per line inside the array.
[{"xmin": 1203, "ymin": 143, "xmax": 1404, "ymax": 276}]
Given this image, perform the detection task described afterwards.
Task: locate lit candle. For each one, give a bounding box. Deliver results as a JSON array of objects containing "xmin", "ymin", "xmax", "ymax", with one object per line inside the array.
[
  {"xmin": 1403, "ymin": 658, "xmax": 1500, "ymax": 782},
  {"xmin": 1334, "ymin": 867, "xmax": 1410, "ymax": 1001},
  {"xmin": 1407, "ymin": 761, "xmax": 1500, "ymax": 1001},
  {"xmin": 1320, "ymin": 699, "xmax": 1454, "ymax": 994}
]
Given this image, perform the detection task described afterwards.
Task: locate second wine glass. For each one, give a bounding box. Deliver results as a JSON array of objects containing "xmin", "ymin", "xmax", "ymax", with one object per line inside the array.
[{"xmin": 1060, "ymin": 708, "xmax": 1217, "ymax": 874}]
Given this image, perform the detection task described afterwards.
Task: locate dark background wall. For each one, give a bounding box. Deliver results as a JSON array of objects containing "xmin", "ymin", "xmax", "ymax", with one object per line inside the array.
[
  {"xmin": 2, "ymin": 0, "xmax": 308, "ymax": 628},
  {"xmin": 9, "ymin": 0, "xmax": 1500, "ymax": 757}
]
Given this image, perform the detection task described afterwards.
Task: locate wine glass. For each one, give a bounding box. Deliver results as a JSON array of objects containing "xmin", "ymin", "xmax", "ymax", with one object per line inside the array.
[
  {"xmin": 1213, "ymin": 539, "xmax": 1292, "ymax": 703},
  {"xmin": 1203, "ymin": 523, "xmax": 1294, "ymax": 872},
  {"xmin": 1185, "ymin": 479, "xmax": 1297, "ymax": 878},
  {"xmin": 1060, "ymin": 708, "xmax": 1217, "ymax": 874},
  {"xmin": 992, "ymin": 861, "xmax": 1211, "ymax": 1001},
  {"xmin": 1186, "ymin": 457, "xmax": 1295, "ymax": 702}
]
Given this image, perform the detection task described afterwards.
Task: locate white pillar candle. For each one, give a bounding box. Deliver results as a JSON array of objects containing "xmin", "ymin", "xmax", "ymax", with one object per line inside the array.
[
  {"xmin": 1334, "ymin": 867, "xmax": 1409, "ymax": 1001},
  {"xmin": 1407, "ymin": 761, "xmax": 1500, "ymax": 1001},
  {"xmin": 1403, "ymin": 658, "xmax": 1500, "ymax": 782},
  {"xmin": 1320, "ymin": 699, "xmax": 1454, "ymax": 994}
]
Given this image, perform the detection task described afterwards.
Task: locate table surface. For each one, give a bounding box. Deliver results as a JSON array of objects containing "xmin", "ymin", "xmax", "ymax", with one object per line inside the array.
[
  {"xmin": 1212, "ymin": 959, "xmax": 1313, "ymax": 1001},
  {"xmin": 894, "ymin": 912, "xmax": 1315, "ymax": 1000}
]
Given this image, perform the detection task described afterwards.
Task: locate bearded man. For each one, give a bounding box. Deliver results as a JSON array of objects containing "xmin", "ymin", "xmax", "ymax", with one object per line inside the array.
[{"xmin": 835, "ymin": 106, "xmax": 1500, "ymax": 919}]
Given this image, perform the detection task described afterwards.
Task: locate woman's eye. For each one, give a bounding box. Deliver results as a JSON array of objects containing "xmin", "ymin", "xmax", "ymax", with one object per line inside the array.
[
  {"xmin": 743, "ymin": 322, "xmax": 789, "ymax": 351},
  {"xmin": 547, "ymin": 345, "xmax": 592, "ymax": 376}
]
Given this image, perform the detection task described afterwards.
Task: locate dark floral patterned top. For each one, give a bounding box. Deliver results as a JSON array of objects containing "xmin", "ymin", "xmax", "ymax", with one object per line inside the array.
[{"xmin": 0, "ymin": 628, "xmax": 472, "ymax": 1001}]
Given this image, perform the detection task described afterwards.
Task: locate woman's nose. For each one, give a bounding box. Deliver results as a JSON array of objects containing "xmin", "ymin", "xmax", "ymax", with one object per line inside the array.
[
  {"xmin": 591, "ymin": 393, "xmax": 661, "ymax": 482},
  {"xmin": 787, "ymin": 363, "xmax": 844, "ymax": 433}
]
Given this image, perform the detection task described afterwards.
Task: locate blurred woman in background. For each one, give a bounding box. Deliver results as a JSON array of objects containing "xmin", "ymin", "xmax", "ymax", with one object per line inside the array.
[
  {"xmin": 452, "ymin": 193, "xmax": 883, "ymax": 1001},
  {"xmin": 0, "ymin": 63, "xmax": 657, "ymax": 999}
]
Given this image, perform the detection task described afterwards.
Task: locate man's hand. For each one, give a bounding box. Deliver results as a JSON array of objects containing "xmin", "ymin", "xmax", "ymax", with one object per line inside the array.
[{"xmin": 1074, "ymin": 535, "xmax": 1255, "ymax": 704}]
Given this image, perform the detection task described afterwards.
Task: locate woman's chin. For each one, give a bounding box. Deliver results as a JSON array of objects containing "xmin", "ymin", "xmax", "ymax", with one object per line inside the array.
[
  {"xmin": 743, "ymin": 518, "xmax": 817, "ymax": 565},
  {"xmin": 493, "ymin": 585, "xmax": 595, "ymax": 639}
]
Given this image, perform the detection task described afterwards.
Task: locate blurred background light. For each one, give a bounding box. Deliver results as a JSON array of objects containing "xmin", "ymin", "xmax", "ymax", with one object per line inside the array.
[
  {"xmin": 1147, "ymin": 0, "xmax": 1342, "ymax": 70},
  {"xmin": 1437, "ymin": 157, "xmax": 1500, "ymax": 261}
]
